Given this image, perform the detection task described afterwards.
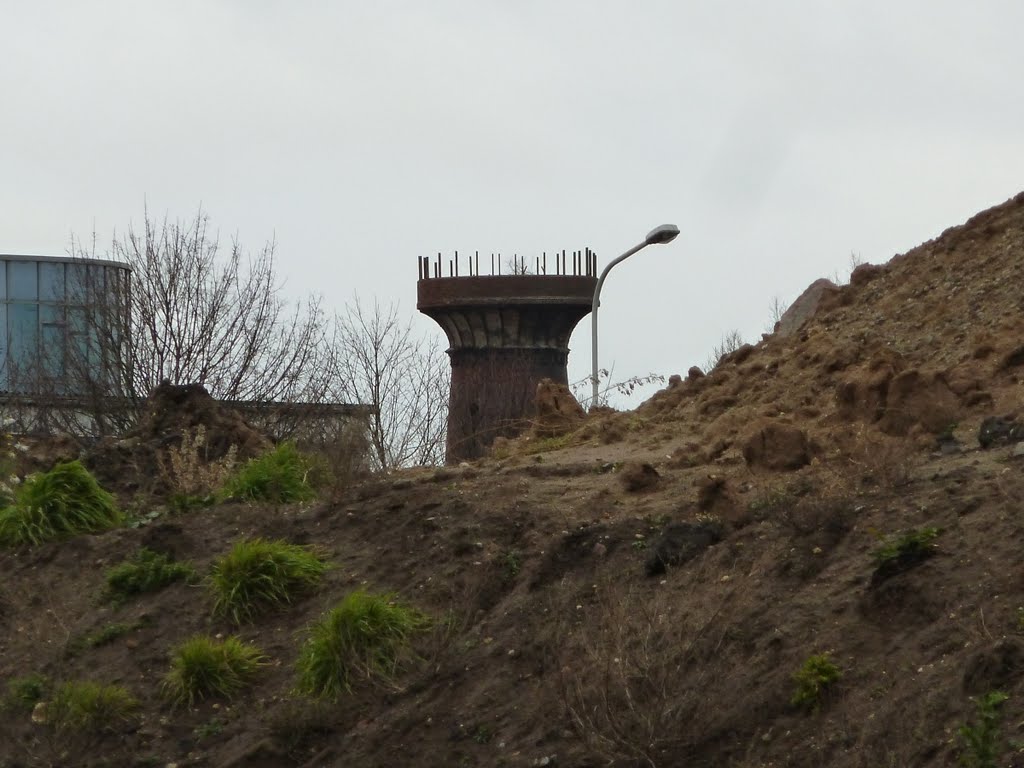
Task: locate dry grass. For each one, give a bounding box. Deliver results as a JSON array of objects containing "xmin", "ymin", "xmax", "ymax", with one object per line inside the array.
[{"xmin": 160, "ymin": 425, "xmax": 238, "ymax": 500}]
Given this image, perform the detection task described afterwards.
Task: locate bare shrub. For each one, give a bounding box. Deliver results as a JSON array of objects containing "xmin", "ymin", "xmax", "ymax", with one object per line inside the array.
[
  {"xmin": 845, "ymin": 427, "xmax": 918, "ymax": 488},
  {"xmin": 553, "ymin": 580, "xmax": 732, "ymax": 767},
  {"xmin": 704, "ymin": 329, "xmax": 745, "ymax": 373}
]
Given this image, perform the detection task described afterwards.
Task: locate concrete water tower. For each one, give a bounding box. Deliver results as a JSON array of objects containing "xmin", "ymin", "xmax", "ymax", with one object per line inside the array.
[{"xmin": 417, "ymin": 250, "xmax": 598, "ymax": 463}]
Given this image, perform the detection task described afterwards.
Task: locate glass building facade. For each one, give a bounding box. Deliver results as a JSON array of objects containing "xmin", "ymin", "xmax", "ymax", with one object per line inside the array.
[{"xmin": 0, "ymin": 255, "xmax": 131, "ymax": 396}]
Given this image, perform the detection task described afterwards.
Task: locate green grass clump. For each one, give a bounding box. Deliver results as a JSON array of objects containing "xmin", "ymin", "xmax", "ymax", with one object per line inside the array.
[
  {"xmin": 959, "ymin": 691, "xmax": 1009, "ymax": 768},
  {"xmin": 48, "ymin": 680, "xmax": 138, "ymax": 731},
  {"xmin": 871, "ymin": 527, "xmax": 941, "ymax": 583},
  {"xmin": 104, "ymin": 547, "xmax": 197, "ymax": 603},
  {"xmin": 791, "ymin": 653, "xmax": 841, "ymax": 711},
  {"xmin": 219, "ymin": 443, "xmax": 316, "ymax": 503},
  {"xmin": 162, "ymin": 635, "xmax": 266, "ymax": 706},
  {"xmin": 0, "ymin": 461, "xmax": 120, "ymax": 546},
  {"xmin": 210, "ymin": 538, "xmax": 328, "ymax": 624},
  {"xmin": 296, "ymin": 589, "xmax": 429, "ymax": 698},
  {"xmin": 4, "ymin": 673, "xmax": 49, "ymax": 712}
]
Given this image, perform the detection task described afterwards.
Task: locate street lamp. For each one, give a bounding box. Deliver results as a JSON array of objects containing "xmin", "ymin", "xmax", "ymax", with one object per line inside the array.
[{"xmin": 591, "ymin": 224, "xmax": 680, "ymax": 408}]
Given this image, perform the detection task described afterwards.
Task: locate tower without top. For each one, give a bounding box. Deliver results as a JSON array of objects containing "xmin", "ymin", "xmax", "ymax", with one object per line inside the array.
[{"xmin": 417, "ymin": 249, "xmax": 597, "ymax": 463}]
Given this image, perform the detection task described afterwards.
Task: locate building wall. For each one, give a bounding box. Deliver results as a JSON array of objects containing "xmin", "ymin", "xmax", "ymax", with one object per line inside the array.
[{"xmin": 0, "ymin": 255, "xmax": 131, "ymax": 395}]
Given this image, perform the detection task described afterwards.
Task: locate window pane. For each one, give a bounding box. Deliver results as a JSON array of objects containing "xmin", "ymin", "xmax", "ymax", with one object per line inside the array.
[
  {"xmin": 42, "ymin": 324, "xmax": 65, "ymax": 389},
  {"xmin": 9, "ymin": 302, "xmax": 39, "ymax": 388},
  {"xmin": 0, "ymin": 303, "xmax": 7, "ymax": 389},
  {"xmin": 0, "ymin": 261, "xmax": 6, "ymax": 300},
  {"xmin": 40, "ymin": 262, "xmax": 65, "ymax": 301},
  {"xmin": 41, "ymin": 305, "xmax": 64, "ymax": 325},
  {"xmin": 9, "ymin": 262, "xmax": 37, "ymax": 300},
  {"xmin": 67, "ymin": 263, "xmax": 88, "ymax": 303}
]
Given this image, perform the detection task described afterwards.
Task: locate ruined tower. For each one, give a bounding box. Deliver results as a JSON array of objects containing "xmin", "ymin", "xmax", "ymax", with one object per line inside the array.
[{"xmin": 417, "ymin": 250, "xmax": 598, "ymax": 463}]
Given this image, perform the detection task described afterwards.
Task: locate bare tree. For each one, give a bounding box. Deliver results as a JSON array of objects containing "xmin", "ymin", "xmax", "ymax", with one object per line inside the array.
[
  {"xmin": 333, "ymin": 298, "xmax": 449, "ymax": 469},
  {"xmin": 55, "ymin": 207, "xmax": 337, "ymax": 438}
]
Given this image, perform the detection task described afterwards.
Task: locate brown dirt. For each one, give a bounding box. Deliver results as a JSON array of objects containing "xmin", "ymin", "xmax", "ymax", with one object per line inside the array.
[{"xmin": 4, "ymin": 192, "xmax": 1024, "ymax": 767}]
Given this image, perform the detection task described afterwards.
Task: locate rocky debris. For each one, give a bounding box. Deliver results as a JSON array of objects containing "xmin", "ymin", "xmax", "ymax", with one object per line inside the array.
[
  {"xmin": 978, "ymin": 415, "xmax": 1024, "ymax": 448},
  {"xmin": 645, "ymin": 520, "xmax": 724, "ymax": 576},
  {"xmin": 618, "ymin": 461, "xmax": 660, "ymax": 492},
  {"xmin": 774, "ymin": 278, "xmax": 841, "ymax": 338},
  {"xmin": 532, "ymin": 379, "xmax": 585, "ymax": 438},
  {"xmin": 741, "ymin": 421, "xmax": 811, "ymax": 471}
]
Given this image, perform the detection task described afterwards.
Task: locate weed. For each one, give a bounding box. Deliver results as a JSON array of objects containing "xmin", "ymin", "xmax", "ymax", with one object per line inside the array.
[
  {"xmin": 162, "ymin": 635, "xmax": 266, "ymax": 706},
  {"xmin": 500, "ymin": 549, "xmax": 522, "ymax": 580},
  {"xmin": 48, "ymin": 680, "xmax": 138, "ymax": 732},
  {"xmin": 959, "ymin": 691, "xmax": 1009, "ymax": 767},
  {"xmin": 67, "ymin": 619, "xmax": 151, "ymax": 656},
  {"xmin": 210, "ymin": 538, "xmax": 328, "ymax": 624},
  {"xmin": 4, "ymin": 673, "xmax": 48, "ymax": 712},
  {"xmin": 0, "ymin": 461, "xmax": 120, "ymax": 546},
  {"xmin": 791, "ymin": 653, "xmax": 841, "ymax": 711},
  {"xmin": 871, "ymin": 527, "xmax": 941, "ymax": 583},
  {"xmin": 472, "ymin": 724, "xmax": 493, "ymax": 744},
  {"xmin": 296, "ymin": 589, "xmax": 429, "ymax": 698},
  {"xmin": 219, "ymin": 442, "xmax": 316, "ymax": 503},
  {"xmin": 193, "ymin": 717, "xmax": 225, "ymax": 740},
  {"xmin": 104, "ymin": 548, "xmax": 197, "ymax": 603}
]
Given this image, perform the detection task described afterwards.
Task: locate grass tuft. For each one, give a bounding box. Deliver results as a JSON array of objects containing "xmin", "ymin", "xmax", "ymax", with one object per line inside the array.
[
  {"xmin": 0, "ymin": 461, "xmax": 120, "ymax": 546},
  {"xmin": 791, "ymin": 653, "xmax": 841, "ymax": 711},
  {"xmin": 162, "ymin": 635, "xmax": 266, "ymax": 706},
  {"xmin": 48, "ymin": 680, "xmax": 138, "ymax": 731},
  {"xmin": 210, "ymin": 538, "xmax": 328, "ymax": 624},
  {"xmin": 4, "ymin": 673, "xmax": 49, "ymax": 712},
  {"xmin": 219, "ymin": 443, "xmax": 316, "ymax": 503},
  {"xmin": 104, "ymin": 547, "xmax": 197, "ymax": 603},
  {"xmin": 296, "ymin": 589, "xmax": 429, "ymax": 698}
]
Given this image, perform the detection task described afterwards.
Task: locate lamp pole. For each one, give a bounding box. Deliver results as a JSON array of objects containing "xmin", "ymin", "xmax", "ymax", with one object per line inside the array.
[{"xmin": 591, "ymin": 224, "xmax": 680, "ymax": 408}]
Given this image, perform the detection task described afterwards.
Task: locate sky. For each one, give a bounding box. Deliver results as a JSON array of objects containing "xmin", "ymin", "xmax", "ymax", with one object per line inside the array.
[{"xmin": 3, "ymin": 1, "xmax": 1023, "ymax": 407}]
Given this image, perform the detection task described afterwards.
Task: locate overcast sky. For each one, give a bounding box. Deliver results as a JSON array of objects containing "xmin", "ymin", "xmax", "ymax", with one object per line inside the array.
[{"xmin": 3, "ymin": 2, "xmax": 1023, "ymax": 406}]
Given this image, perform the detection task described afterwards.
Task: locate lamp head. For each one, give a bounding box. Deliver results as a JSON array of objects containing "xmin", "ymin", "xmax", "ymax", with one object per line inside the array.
[{"xmin": 645, "ymin": 224, "xmax": 680, "ymax": 245}]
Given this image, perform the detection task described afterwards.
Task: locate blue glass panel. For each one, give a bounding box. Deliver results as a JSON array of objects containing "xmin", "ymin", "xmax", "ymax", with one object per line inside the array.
[
  {"xmin": 40, "ymin": 262, "xmax": 65, "ymax": 301},
  {"xmin": 67, "ymin": 263, "xmax": 88, "ymax": 303},
  {"xmin": 0, "ymin": 303, "xmax": 7, "ymax": 389},
  {"xmin": 42, "ymin": 324, "xmax": 65, "ymax": 390},
  {"xmin": 8, "ymin": 302, "xmax": 39, "ymax": 389},
  {"xmin": 0, "ymin": 261, "xmax": 6, "ymax": 300},
  {"xmin": 9, "ymin": 262, "xmax": 37, "ymax": 300}
]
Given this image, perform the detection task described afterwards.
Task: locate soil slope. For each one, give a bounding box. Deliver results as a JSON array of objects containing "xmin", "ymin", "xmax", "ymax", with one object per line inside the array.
[{"xmin": 3, "ymin": 192, "xmax": 1024, "ymax": 768}]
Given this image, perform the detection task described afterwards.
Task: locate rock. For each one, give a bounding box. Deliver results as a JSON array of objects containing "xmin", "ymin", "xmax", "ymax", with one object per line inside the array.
[
  {"xmin": 532, "ymin": 378, "xmax": 585, "ymax": 438},
  {"xmin": 686, "ymin": 366, "xmax": 705, "ymax": 381},
  {"xmin": 878, "ymin": 369, "xmax": 960, "ymax": 436},
  {"xmin": 618, "ymin": 462, "xmax": 660, "ymax": 492},
  {"xmin": 979, "ymin": 415, "xmax": 1024, "ymax": 448},
  {"xmin": 741, "ymin": 421, "xmax": 811, "ymax": 471},
  {"xmin": 645, "ymin": 521, "xmax": 724, "ymax": 576},
  {"xmin": 774, "ymin": 278, "xmax": 841, "ymax": 338}
]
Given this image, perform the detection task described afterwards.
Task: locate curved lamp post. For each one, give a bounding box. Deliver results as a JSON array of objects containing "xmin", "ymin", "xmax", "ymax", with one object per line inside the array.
[{"xmin": 591, "ymin": 224, "xmax": 680, "ymax": 408}]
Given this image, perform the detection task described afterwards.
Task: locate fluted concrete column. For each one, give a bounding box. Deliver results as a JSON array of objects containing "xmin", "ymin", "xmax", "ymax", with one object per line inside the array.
[{"xmin": 417, "ymin": 274, "xmax": 596, "ymax": 462}]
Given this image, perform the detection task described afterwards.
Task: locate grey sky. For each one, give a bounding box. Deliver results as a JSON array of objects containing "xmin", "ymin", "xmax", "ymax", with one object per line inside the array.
[{"xmin": 4, "ymin": 2, "xmax": 1023, "ymax": 405}]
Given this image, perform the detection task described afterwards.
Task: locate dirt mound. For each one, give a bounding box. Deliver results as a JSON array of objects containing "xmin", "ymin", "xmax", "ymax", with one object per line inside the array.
[
  {"xmin": 85, "ymin": 382, "xmax": 271, "ymax": 495},
  {"xmin": 8, "ymin": 193, "xmax": 1024, "ymax": 768}
]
